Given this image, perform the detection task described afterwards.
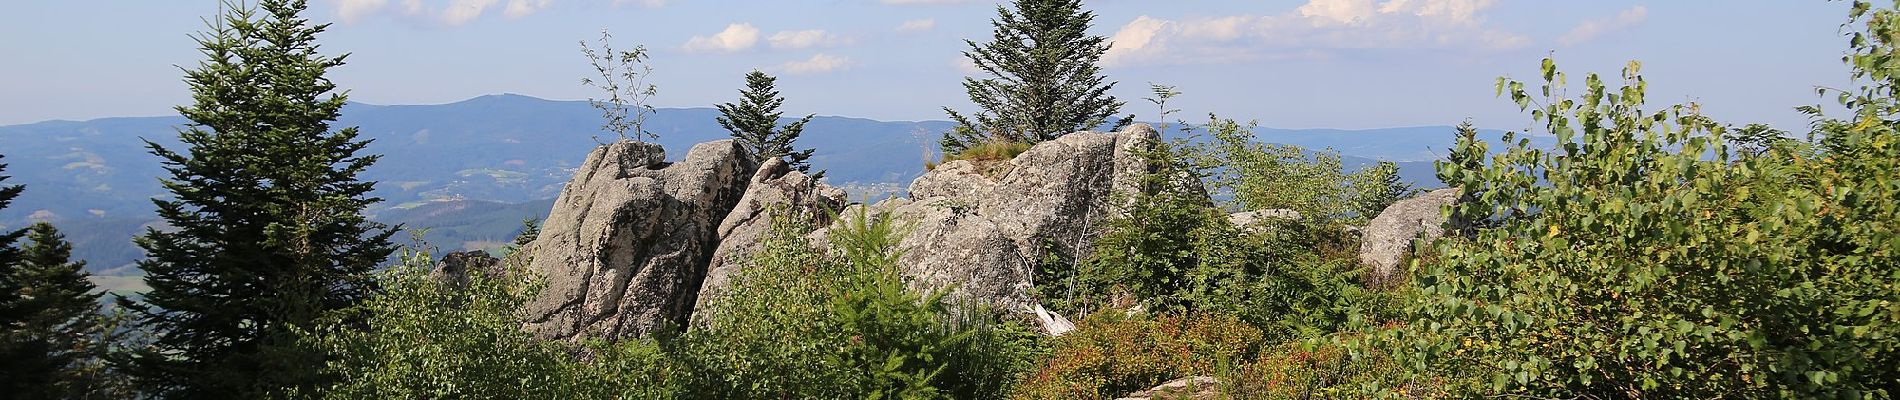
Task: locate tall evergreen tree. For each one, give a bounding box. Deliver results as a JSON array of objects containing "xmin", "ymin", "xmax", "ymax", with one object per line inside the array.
[
  {"xmin": 120, "ymin": 0, "xmax": 396, "ymax": 396},
  {"xmin": 0, "ymin": 154, "xmax": 25, "ymax": 327},
  {"xmin": 717, "ymin": 70, "xmax": 816, "ymax": 173},
  {"xmin": 942, "ymin": 0, "xmax": 1126, "ymax": 153},
  {"xmin": 3, "ymin": 223, "xmax": 109, "ymax": 399},
  {"xmin": 0, "ymin": 154, "xmax": 36, "ymax": 394}
]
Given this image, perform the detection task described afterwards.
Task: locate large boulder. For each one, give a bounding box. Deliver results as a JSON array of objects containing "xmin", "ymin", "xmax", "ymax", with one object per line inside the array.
[
  {"xmin": 1117, "ymin": 376, "xmax": 1221, "ymax": 400},
  {"xmin": 431, "ymin": 250, "xmax": 501, "ymax": 290},
  {"xmin": 693, "ymin": 158, "xmax": 848, "ymax": 319},
  {"xmin": 510, "ymin": 140, "xmax": 755, "ymax": 341},
  {"xmin": 1359, "ymin": 188, "xmax": 1460, "ymax": 287},
  {"xmin": 843, "ymin": 124, "xmax": 1189, "ymax": 312}
]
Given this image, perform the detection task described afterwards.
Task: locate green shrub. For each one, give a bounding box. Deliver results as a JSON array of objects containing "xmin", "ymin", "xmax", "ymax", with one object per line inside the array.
[
  {"xmin": 680, "ymin": 207, "xmax": 1041, "ymax": 399},
  {"xmin": 1014, "ymin": 312, "xmax": 1260, "ymax": 400},
  {"xmin": 1396, "ymin": 19, "xmax": 1900, "ymax": 396},
  {"xmin": 1220, "ymin": 337, "xmax": 1428, "ymax": 399},
  {"xmin": 300, "ymin": 244, "xmax": 674, "ymax": 399},
  {"xmin": 1185, "ymin": 116, "xmax": 1405, "ymax": 223},
  {"xmin": 1055, "ymin": 137, "xmax": 1398, "ymax": 341}
]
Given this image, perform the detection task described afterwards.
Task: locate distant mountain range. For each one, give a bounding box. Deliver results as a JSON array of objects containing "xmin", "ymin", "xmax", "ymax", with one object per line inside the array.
[{"xmin": 0, "ymin": 93, "xmax": 1542, "ymax": 278}]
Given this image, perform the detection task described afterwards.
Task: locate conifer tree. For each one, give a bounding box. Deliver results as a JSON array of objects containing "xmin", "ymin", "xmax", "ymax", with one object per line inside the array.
[
  {"xmin": 120, "ymin": 0, "xmax": 396, "ymax": 396},
  {"xmin": 0, "ymin": 154, "xmax": 25, "ymax": 328},
  {"xmin": 717, "ymin": 70, "xmax": 816, "ymax": 173},
  {"xmin": 1349, "ymin": 161, "xmax": 1413, "ymax": 219},
  {"xmin": 3, "ymin": 223, "xmax": 108, "ymax": 399},
  {"xmin": 942, "ymin": 0, "xmax": 1126, "ymax": 153},
  {"xmin": 0, "ymin": 154, "xmax": 36, "ymax": 394}
]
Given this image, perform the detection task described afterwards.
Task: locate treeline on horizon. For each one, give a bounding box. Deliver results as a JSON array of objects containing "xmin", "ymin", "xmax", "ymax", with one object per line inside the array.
[{"xmin": 2, "ymin": 0, "xmax": 1897, "ymax": 398}]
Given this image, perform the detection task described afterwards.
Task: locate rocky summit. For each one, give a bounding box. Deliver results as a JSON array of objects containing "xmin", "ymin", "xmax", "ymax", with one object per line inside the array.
[
  {"xmin": 511, "ymin": 124, "xmax": 1185, "ymax": 342},
  {"xmin": 838, "ymin": 124, "xmax": 1173, "ymax": 316},
  {"xmin": 509, "ymin": 140, "xmax": 756, "ymax": 341}
]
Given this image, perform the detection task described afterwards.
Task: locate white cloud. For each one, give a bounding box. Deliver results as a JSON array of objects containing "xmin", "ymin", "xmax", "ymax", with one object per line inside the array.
[
  {"xmin": 1298, "ymin": 0, "xmax": 1376, "ymax": 25},
  {"xmin": 439, "ymin": 0, "xmax": 500, "ymax": 25},
  {"xmin": 684, "ymin": 23, "xmax": 761, "ymax": 53},
  {"xmin": 1559, "ymin": 5, "xmax": 1648, "ymax": 46},
  {"xmin": 1104, "ymin": 0, "xmax": 1529, "ymax": 66},
  {"xmin": 503, "ymin": 0, "xmax": 551, "ymax": 19},
  {"xmin": 769, "ymin": 29, "xmax": 848, "ymax": 49},
  {"xmin": 336, "ymin": 0, "xmax": 388, "ymax": 23},
  {"xmin": 896, "ymin": 18, "xmax": 936, "ymax": 33},
  {"xmin": 778, "ymin": 53, "xmax": 852, "ymax": 74},
  {"xmin": 1103, "ymin": 16, "xmax": 1170, "ymax": 65},
  {"xmin": 614, "ymin": 0, "xmax": 669, "ymax": 7},
  {"xmin": 953, "ymin": 55, "xmax": 981, "ymax": 73},
  {"xmin": 331, "ymin": 0, "xmax": 549, "ymax": 25},
  {"xmin": 880, "ymin": 0, "xmax": 967, "ymax": 4}
]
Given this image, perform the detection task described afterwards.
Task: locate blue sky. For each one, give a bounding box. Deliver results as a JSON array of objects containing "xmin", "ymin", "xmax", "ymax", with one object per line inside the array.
[{"xmin": 0, "ymin": 1, "xmax": 1857, "ymax": 131}]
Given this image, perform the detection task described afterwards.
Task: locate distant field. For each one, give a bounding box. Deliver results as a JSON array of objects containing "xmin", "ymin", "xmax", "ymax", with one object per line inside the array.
[{"xmin": 91, "ymin": 274, "xmax": 151, "ymax": 295}]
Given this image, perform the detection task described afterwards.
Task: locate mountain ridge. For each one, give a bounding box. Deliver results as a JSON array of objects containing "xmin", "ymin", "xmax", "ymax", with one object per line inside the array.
[{"xmin": 0, "ymin": 93, "xmax": 1538, "ymax": 274}]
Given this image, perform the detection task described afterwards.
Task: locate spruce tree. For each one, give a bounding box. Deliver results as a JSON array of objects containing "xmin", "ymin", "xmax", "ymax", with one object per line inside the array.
[
  {"xmin": 942, "ymin": 0, "xmax": 1126, "ymax": 153},
  {"xmin": 0, "ymin": 154, "xmax": 36, "ymax": 394},
  {"xmin": 3, "ymin": 223, "xmax": 107, "ymax": 399},
  {"xmin": 717, "ymin": 70, "xmax": 816, "ymax": 173},
  {"xmin": 0, "ymin": 154, "xmax": 25, "ymax": 327},
  {"xmin": 121, "ymin": 0, "xmax": 395, "ymax": 396}
]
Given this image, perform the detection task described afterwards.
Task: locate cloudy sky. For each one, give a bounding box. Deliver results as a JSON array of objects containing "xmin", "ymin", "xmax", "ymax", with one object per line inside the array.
[{"xmin": 0, "ymin": 1, "xmax": 1856, "ymax": 130}]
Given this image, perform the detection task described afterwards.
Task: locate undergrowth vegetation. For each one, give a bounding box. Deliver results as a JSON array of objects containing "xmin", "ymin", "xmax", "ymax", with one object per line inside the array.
[
  {"xmin": 304, "ymin": 208, "xmax": 1045, "ymax": 399},
  {"xmin": 927, "ymin": 139, "xmax": 1033, "ymax": 173}
]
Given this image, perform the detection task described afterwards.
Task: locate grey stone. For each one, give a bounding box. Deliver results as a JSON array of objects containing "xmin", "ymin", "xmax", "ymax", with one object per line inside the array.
[
  {"xmin": 1359, "ymin": 188, "xmax": 1460, "ymax": 287},
  {"xmin": 509, "ymin": 140, "xmax": 755, "ymax": 342},
  {"xmin": 844, "ymin": 124, "xmax": 1196, "ymax": 313},
  {"xmin": 1116, "ymin": 376, "xmax": 1221, "ymax": 400},
  {"xmin": 1227, "ymin": 209, "xmax": 1301, "ymax": 228},
  {"xmin": 431, "ymin": 250, "xmax": 501, "ymax": 290},
  {"xmin": 693, "ymin": 158, "xmax": 848, "ymax": 321}
]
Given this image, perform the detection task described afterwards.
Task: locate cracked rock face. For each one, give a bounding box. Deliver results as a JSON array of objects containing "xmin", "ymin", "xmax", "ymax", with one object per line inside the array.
[
  {"xmin": 693, "ymin": 158, "xmax": 848, "ymax": 321},
  {"xmin": 1358, "ymin": 188, "xmax": 1460, "ymax": 287},
  {"xmin": 509, "ymin": 140, "xmax": 754, "ymax": 341},
  {"xmin": 842, "ymin": 124, "xmax": 1188, "ymax": 312},
  {"xmin": 431, "ymin": 250, "xmax": 501, "ymax": 291}
]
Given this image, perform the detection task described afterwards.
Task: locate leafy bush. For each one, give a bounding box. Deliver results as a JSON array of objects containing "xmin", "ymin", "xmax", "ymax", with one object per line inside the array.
[
  {"xmin": 300, "ymin": 243, "xmax": 674, "ymax": 399},
  {"xmin": 1396, "ymin": 20, "xmax": 1900, "ymax": 396},
  {"xmin": 680, "ymin": 207, "xmax": 1042, "ymax": 399},
  {"xmin": 1220, "ymin": 337, "xmax": 1428, "ymax": 399},
  {"xmin": 1052, "ymin": 135, "xmax": 1397, "ymax": 340},
  {"xmin": 1014, "ymin": 312, "xmax": 1260, "ymax": 400},
  {"xmin": 1186, "ymin": 116, "xmax": 1407, "ymax": 222}
]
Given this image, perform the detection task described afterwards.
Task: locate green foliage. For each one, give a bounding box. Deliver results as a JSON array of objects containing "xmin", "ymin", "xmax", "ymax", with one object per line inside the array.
[
  {"xmin": 1397, "ymin": 44, "xmax": 1900, "ymax": 398},
  {"xmin": 1220, "ymin": 337, "xmax": 1425, "ymax": 399},
  {"xmin": 580, "ymin": 28, "xmax": 659, "ymax": 144},
  {"xmin": 1348, "ymin": 161, "xmax": 1416, "ymax": 219},
  {"xmin": 942, "ymin": 0, "xmax": 1126, "ymax": 153},
  {"xmin": 1056, "ymin": 133, "xmax": 1396, "ymax": 340},
  {"xmin": 0, "ymin": 154, "xmax": 28, "ymax": 369},
  {"xmin": 1014, "ymin": 312, "xmax": 1260, "ymax": 400},
  {"xmin": 1142, "ymin": 83, "xmax": 1183, "ymax": 131},
  {"xmin": 680, "ymin": 207, "xmax": 1041, "ymax": 399},
  {"xmin": 1187, "ymin": 115, "xmax": 1406, "ymax": 222},
  {"xmin": 303, "ymin": 244, "xmax": 674, "ymax": 399},
  {"xmin": 119, "ymin": 0, "xmax": 398, "ymax": 396},
  {"xmin": 718, "ymin": 70, "xmax": 818, "ymax": 174},
  {"xmin": 2, "ymin": 223, "xmax": 133, "ymax": 399}
]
